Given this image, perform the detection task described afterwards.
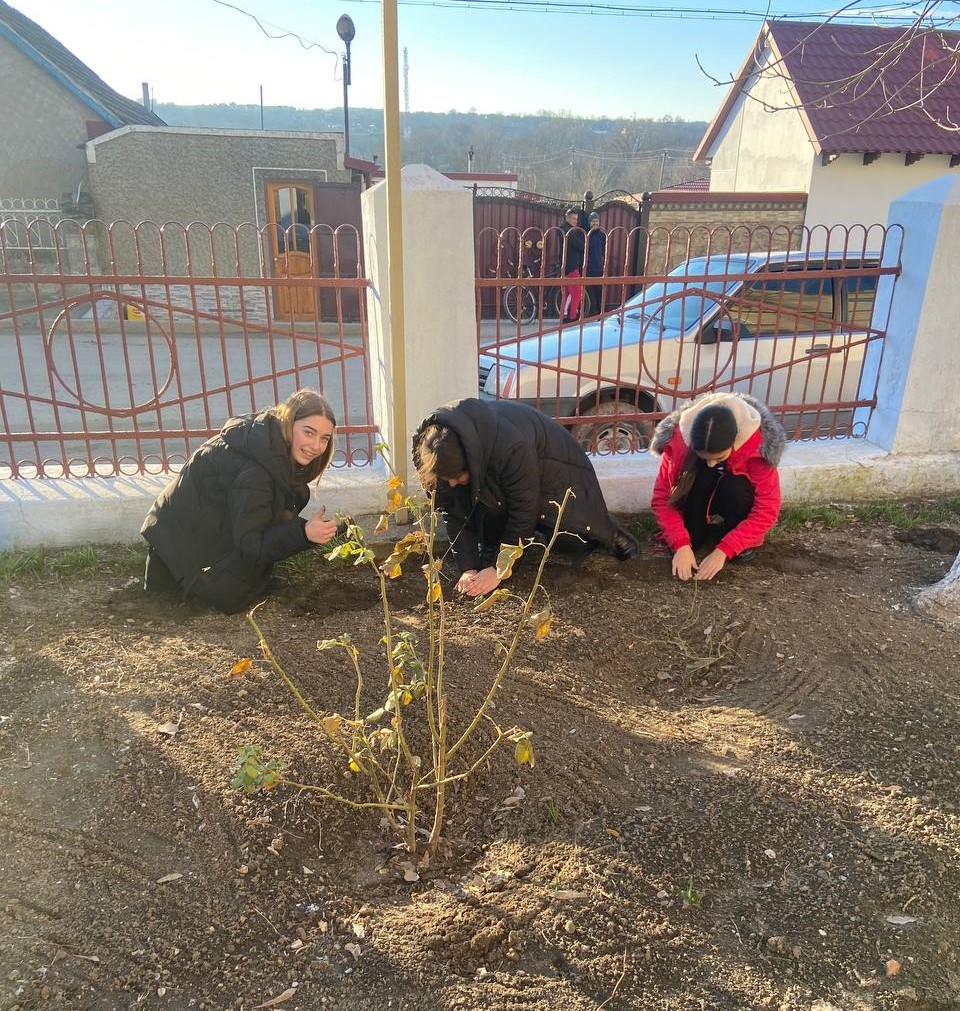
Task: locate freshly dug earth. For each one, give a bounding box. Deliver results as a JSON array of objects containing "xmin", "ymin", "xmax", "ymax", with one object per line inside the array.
[{"xmin": 1, "ymin": 517, "xmax": 959, "ymax": 1011}]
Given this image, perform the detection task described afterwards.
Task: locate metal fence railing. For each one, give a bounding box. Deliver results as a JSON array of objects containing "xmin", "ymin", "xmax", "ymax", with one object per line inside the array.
[
  {"xmin": 476, "ymin": 222, "xmax": 903, "ymax": 452},
  {"xmin": 0, "ymin": 219, "xmax": 376, "ymax": 478},
  {"xmin": 0, "ymin": 197, "xmax": 62, "ymax": 255}
]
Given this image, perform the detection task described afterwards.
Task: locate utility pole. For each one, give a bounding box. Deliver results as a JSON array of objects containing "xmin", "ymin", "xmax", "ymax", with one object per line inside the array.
[
  {"xmin": 381, "ymin": 0, "xmax": 408, "ymax": 493},
  {"xmin": 658, "ymin": 149, "xmax": 667, "ymax": 190}
]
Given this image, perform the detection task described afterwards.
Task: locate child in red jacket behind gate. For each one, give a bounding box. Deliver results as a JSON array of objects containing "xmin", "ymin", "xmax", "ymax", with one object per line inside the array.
[{"xmin": 650, "ymin": 392, "xmax": 786, "ymax": 581}]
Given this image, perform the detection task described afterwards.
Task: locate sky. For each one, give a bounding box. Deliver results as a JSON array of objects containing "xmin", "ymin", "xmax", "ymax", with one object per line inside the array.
[{"xmin": 9, "ymin": 1, "xmax": 943, "ymax": 121}]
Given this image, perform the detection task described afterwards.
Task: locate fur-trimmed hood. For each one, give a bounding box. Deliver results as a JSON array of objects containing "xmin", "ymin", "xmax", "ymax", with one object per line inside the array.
[{"xmin": 650, "ymin": 392, "xmax": 786, "ymax": 467}]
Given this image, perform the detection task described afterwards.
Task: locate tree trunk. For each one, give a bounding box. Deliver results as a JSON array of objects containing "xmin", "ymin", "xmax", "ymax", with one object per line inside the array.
[{"xmin": 915, "ymin": 550, "xmax": 960, "ymax": 619}]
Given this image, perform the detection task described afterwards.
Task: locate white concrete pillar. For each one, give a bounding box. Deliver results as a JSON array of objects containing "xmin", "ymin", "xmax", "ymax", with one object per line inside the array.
[
  {"xmin": 864, "ymin": 174, "xmax": 960, "ymax": 454},
  {"xmin": 361, "ymin": 165, "xmax": 477, "ymax": 477}
]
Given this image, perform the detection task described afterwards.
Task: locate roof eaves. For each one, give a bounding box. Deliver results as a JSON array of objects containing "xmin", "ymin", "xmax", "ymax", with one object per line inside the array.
[{"xmin": 0, "ymin": 19, "xmax": 122, "ymax": 127}]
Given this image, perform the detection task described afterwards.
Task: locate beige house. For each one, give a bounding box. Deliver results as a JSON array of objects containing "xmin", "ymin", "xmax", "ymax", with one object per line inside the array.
[
  {"xmin": 694, "ymin": 20, "xmax": 960, "ymax": 229},
  {"xmin": 0, "ymin": 0, "xmax": 163, "ymax": 206}
]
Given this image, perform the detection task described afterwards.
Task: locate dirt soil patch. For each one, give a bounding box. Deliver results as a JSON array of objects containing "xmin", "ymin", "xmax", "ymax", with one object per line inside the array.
[{"xmin": 1, "ymin": 519, "xmax": 959, "ymax": 1011}]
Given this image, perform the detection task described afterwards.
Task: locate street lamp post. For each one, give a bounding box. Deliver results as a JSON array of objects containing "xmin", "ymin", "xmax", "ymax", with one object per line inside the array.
[{"xmin": 337, "ymin": 14, "xmax": 356, "ymax": 158}]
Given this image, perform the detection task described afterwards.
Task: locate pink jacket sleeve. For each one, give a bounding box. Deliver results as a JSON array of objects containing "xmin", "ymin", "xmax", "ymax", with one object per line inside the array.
[{"xmin": 716, "ymin": 457, "xmax": 781, "ymax": 558}]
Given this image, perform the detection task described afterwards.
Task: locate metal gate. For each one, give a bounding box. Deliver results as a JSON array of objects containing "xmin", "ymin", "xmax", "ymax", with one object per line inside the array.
[
  {"xmin": 0, "ymin": 218, "xmax": 376, "ymax": 478},
  {"xmin": 476, "ymin": 220, "xmax": 902, "ymax": 452}
]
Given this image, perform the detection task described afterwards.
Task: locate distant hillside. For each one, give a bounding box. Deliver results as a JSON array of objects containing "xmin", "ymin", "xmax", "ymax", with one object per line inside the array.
[{"xmin": 155, "ymin": 103, "xmax": 708, "ymax": 197}]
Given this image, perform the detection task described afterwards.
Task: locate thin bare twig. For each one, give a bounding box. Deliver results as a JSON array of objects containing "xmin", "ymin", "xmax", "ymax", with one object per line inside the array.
[{"xmin": 596, "ymin": 947, "xmax": 629, "ymax": 1011}]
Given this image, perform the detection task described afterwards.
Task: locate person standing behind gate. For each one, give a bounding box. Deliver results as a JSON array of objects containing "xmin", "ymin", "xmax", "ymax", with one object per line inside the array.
[
  {"xmin": 585, "ymin": 211, "xmax": 607, "ymax": 317},
  {"xmin": 141, "ymin": 389, "xmax": 340, "ymax": 612},
  {"xmin": 413, "ymin": 398, "xmax": 638, "ymax": 597},
  {"xmin": 559, "ymin": 207, "xmax": 586, "ymax": 323},
  {"xmin": 650, "ymin": 392, "xmax": 785, "ymax": 581}
]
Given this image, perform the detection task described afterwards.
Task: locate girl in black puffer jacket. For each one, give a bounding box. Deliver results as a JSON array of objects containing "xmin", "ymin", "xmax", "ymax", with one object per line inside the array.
[
  {"xmin": 141, "ymin": 390, "xmax": 340, "ymax": 613},
  {"xmin": 413, "ymin": 398, "xmax": 637, "ymax": 598}
]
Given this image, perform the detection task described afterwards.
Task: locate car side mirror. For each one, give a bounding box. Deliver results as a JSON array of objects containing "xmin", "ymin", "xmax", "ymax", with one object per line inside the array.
[{"xmin": 702, "ymin": 318, "xmax": 737, "ymax": 344}]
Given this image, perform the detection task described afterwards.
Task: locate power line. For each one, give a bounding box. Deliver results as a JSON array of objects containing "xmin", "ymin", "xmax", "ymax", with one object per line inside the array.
[
  {"xmin": 336, "ymin": 0, "xmax": 955, "ymax": 23},
  {"xmin": 209, "ymin": 0, "xmax": 343, "ymax": 76}
]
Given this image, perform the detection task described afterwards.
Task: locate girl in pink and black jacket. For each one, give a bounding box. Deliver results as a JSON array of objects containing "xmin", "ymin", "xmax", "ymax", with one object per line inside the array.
[{"xmin": 650, "ymin": 392, "xmax": 786, "ymax": 581}]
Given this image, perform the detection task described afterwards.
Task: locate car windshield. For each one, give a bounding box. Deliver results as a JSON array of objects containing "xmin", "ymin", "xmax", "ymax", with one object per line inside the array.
[{"xmin": 625, "ymin": 255, "xmax": 753, "ymax": 333}]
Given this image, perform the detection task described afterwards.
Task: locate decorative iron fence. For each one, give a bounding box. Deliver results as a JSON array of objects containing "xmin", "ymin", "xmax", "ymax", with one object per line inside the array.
[
  {"xmin": 0, "ymin": 220, "xmax": 375, "ymax": 478},
  {"xmin": 0, "ymin": 197, "xmax": 62, "ymax": 256},
  {"xmin": 477, "ymin": 221, "xmax": 902, "ymax": 452}
]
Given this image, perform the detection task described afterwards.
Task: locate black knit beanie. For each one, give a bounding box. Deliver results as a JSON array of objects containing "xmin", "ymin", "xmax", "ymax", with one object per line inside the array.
[{"xmin": 689, "ymin": 405, "xmax": 738, "ymax": 454}]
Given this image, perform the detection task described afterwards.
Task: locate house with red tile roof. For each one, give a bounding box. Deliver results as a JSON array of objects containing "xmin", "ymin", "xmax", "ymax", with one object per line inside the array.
[{"xmin": 693, "ymin": 20, "xmax": 960, "ymax": 229}]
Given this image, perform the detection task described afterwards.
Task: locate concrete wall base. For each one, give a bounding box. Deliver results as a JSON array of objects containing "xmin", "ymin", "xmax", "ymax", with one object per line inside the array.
[
  {"xmin": 592, "ymin": 440, "xmax": 960, "ymax": 515},
  {"xmin": 1, "ymin": 442, "xmax": 958, "ymax": 551},
  {"xmin": 0, "ymin": 461, "xmax": 389, "ymax": 551}
]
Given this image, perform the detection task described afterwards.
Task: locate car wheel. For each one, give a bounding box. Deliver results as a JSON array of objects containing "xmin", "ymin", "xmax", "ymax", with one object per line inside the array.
[{"xmin": 571, "ymin": 400, "xmax": 655, "ymax": 455}]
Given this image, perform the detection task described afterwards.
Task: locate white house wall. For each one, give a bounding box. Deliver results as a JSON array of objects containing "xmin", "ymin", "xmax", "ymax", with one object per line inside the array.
[
  {"xmin": 708, "ymin": 48, "xmax": 813, "ymax": 193},
  {"xmin": 806, "ymin": 153, "xmax": 960, "ymax": 230}
]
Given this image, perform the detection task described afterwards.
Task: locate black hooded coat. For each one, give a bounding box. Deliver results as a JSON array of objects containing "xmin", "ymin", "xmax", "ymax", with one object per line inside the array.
[
  {"xmin": 413, "ymin": 399, "xmax": 618, "ymax": 571},
  {"xmin": 141, "ymin": 410, "xmax": 311, "ymax": 611}
]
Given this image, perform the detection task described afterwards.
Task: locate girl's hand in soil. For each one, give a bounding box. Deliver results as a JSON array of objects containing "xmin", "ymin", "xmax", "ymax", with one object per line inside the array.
[
  {"xmin": 305, "ymin": 506, "xmax": 339, "ymax": 545},
  {"xmin": 694, "ymin": 548, "xmax": 727, "ymax": 581},
  {"xmin": 461, "ymin": 567, "xmax": 501, "ymax": 597},
  {"xmin": 672, "ymin": 545, "xmax": 698, "ymax": 581},
  {"xmin": 455, "ymin": 569, "xmax": 479, "ymax": 593}
]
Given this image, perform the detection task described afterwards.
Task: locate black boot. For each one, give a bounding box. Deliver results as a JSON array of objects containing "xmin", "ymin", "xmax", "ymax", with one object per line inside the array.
[{"xmin": 609, "ymin": 522, "xmax": 639, "ymax": 560}]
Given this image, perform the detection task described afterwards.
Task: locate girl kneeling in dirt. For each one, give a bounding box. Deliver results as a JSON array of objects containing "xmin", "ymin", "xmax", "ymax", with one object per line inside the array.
[
  {"xmin": 412, "ymin": 397, "xmax": 638, "ymax": 598},
  {"xmin": 650, "ymin": 392, "xmax": 785, "ymax": 582},
  {"xmin": 140, "ymin": 389, "xmax": 340, "ymax": 613}
]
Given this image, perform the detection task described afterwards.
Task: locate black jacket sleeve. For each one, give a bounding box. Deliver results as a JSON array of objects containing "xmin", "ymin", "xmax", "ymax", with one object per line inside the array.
[{"xmin": 229, "ymin": 466, "xmax": 310, "ymax": 565}]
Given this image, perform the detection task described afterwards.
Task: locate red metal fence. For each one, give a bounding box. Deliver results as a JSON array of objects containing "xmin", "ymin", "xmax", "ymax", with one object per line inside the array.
[
  {"xmin": 477, "ymin": 222, "xmax": 903, "ymax": 452},
  {"xmin": 0, "ymin": 219, "xmax": 376, "ymax": 478}
]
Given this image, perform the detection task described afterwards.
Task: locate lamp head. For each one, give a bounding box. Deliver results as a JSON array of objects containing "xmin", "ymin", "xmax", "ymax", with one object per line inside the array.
[{"xmin": 336, "ymin": 14, "xmax": 356, "ymax": 44}]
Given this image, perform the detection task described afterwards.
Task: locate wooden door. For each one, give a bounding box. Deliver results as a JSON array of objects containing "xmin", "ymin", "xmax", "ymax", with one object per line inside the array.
[{"xmin": 267, "ymin": 182, "xmax": 317, "ymax": 320}]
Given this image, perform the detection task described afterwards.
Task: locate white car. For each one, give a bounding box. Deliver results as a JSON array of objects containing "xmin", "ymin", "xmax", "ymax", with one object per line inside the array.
[{"xmin": 479, "ymin": 250, "xmax": 886, "ymax": 451}]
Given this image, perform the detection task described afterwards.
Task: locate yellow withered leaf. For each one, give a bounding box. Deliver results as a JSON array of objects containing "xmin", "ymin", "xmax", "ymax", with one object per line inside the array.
[
  {"xmin": 382, "ymin": 560, "xmax": 402, "ymax": 580},
  {"xmin": 229, "ymin": 657, "xmax": 253, "ymax": 677},
  {"xmin": 473, "ymin": 588, "xmax": 510, "ymax": 613},
  {"xmin": 373, "ymin": 513, "xmax": 389, "ymax": 534},
  {"xmin": 322, "ymin": 714, "xmax": 343, "ymax": 736},
  {"xmin": 348, "ymin": 759, "xmax": 361, "ymax": 773},
  {"xmin": 427, "ymin": 581, "xmax": 442, "ymax": 603},
  {"xmin": 387, "ymin": 490, "xmax": 403, "ymax": 513},
  {"xmin": 514, "ymin": 735, "xmax": 536, "ymax": 768},
  {"xmin": 528, "ymin": 608, "xmax": 553, "ymax": 641},
  {"xmin": 387, "ymin": 475, "xmax": 404, "ymax": 491},
  {"xmin": 495, "ymin": 542, "xmax": 524, "ymax": 581}
]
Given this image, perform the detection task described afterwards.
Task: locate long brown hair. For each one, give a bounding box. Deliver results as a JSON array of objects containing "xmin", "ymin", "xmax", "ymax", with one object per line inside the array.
[
  {"xmin": 414, "ymin": 423, "xmax": 467, "ymax": 491},
  {"xmin": 274, "ymin": 389, "xmax": 337, "ymax": 484}
]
